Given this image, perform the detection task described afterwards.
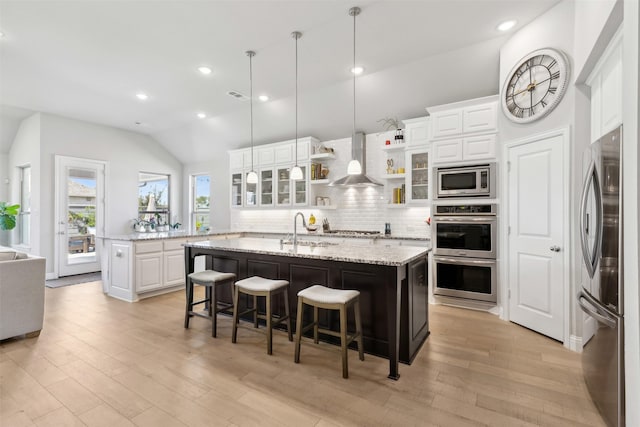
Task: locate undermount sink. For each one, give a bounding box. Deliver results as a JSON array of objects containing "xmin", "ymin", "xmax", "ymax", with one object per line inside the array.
[{"xmin": 280, "ymin": 239, "xmax": 337, "ymax": 248}]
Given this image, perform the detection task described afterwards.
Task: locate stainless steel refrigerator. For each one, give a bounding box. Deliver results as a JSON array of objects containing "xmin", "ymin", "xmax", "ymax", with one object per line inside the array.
[{"xmin": 578, "ymin": 125, "xmax": 624, "ymax": 427}]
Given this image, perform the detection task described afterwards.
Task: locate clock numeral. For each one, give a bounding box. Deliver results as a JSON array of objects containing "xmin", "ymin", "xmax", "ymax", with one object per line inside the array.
[
  {"xmin": 547, "ymin": 58, "xmax": 557, "ymax": 69},
  {"xmin": 512, "ymin": 107, "xmax": 524, "ymax": 118},
  {"xmin": 548, "ymin": 86, "xmax": 557, "ymax": 94},
  {"xmin": 541, "ymin": 99, "xmax": 547, "ymax": 107},
  {"xmin": 550, "ymin": 71, "xmax": 560, "ymax": 80},
  {"xmin": 525, "ymin": 107, "xmax": 534, "ymax": 117}
]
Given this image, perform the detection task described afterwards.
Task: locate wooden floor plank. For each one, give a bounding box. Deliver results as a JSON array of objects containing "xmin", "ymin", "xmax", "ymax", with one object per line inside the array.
[{"xmin": 0, "ymin": 282, "xmax": 606, "ymax": 427}]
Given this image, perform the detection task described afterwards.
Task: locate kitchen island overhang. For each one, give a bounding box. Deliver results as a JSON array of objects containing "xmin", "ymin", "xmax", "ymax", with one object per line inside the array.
[{"xmin": 184, "ymin": 237, "xmax": 430, "ymax": 380}]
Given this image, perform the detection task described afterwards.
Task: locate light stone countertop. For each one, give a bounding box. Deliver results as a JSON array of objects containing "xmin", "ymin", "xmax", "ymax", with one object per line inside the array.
[
  {"xmin": 185, "ymin": 237, "xmax": 430, "ymax": 266},
  {"xmin": 101, "ymin": 230, "xmax": 430, "ymax": 243}
]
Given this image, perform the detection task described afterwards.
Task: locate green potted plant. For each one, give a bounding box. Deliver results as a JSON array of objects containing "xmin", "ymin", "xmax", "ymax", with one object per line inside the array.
[{"xmin": 0, "ymin": 202, "xmax": 20, "ymax": 231}]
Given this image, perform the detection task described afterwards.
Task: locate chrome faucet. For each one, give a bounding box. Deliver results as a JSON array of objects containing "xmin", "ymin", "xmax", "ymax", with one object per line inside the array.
[{"xmin": 293, "ymin": 212, "xmax": 307, "ymax": 246}]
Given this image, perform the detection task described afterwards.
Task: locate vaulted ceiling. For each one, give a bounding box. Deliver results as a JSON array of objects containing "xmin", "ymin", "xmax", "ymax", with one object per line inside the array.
[{"xmin": 0, "ymin": 0, "xmax": 560, "ymax": 163}]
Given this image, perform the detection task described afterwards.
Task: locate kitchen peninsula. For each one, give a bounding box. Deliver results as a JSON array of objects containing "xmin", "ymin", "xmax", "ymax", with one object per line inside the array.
[{"xmin": 184, "ymin": 237, "xmax": 430, "ymax": 380}]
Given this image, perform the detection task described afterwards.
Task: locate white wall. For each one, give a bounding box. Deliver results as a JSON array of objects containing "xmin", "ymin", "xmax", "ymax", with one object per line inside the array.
[
  {"xmin": 183, "ymin": 160, "xmax": 230, "ymax": 232},
  {"xmin": 0, "ymin": 153, "xmax": 9, "ymax": 245},
  {"xmin": 30, "ymin": 113, "xmax": 183, "ymax": 276},
  {"xmin": 623, "ymin": 0, "xmax": 640, "ymax": 423},
  {"xmin": 7, "ymin": 114, "xmax": 41, "ymax": 253}
]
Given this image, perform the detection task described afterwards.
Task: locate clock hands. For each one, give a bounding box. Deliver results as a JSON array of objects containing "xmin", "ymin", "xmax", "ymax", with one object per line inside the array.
[{"xmin": 511, "ymin": 73, "xmax": 558, "ymax": 98}]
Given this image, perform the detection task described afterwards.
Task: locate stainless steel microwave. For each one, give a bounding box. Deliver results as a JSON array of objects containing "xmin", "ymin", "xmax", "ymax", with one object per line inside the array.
[{"xmin": 434, "ymin": 163, "xmax": 496, "ymax": 199}]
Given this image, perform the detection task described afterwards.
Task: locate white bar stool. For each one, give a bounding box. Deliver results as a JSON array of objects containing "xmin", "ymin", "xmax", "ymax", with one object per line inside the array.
[
  {"xmin": 185, "ymin": 270, "xmax": 236, "ymax": 337},
  {"xmin": 294, "ymin": 285, "xmax": 364, "ymax": 378},
  {"xmin": 231, "ymin": 276, "xmax": 293, "ymax": 355}
]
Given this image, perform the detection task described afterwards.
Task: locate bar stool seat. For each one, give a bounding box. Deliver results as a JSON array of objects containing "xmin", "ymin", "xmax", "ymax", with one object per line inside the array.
[
  {"xmin": 232, "ymin": 276, "xmax": 293, "ymax": 355},
  {"xmin": 294, "ymin": 285, "xmax": 364, "ymax": 379},
  {"xmin": 185, "ymin": 270, "xmax": 236, "ymax": 338}
]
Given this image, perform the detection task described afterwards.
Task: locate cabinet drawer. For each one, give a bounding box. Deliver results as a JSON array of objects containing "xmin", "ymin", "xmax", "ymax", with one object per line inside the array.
[
  {"xmin": 164, "ymin": 238, "xmax": 187, "ymax": 251},
  {"xmin": 135, "ymin": 241, "xmax": 163, "ymax": 254}
]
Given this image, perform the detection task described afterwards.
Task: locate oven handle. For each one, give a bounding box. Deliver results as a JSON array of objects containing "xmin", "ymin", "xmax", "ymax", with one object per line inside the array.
[
  {"xmin": 433, "ymin": 256, "xmax": 496, "ymax": 266},
  {"xmin": 432, "ymin": 216, "xmax": 496, "ymax": 222}
]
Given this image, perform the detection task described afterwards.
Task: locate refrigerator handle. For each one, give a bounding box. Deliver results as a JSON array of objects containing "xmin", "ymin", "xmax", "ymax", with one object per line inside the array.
[
  {"xmin": 578, "ymin": 291, "xmax": 616, "ymax": 329},
  {"xmin": 579, "ymin": 162, "xmax": 602, "ymax": 278}
]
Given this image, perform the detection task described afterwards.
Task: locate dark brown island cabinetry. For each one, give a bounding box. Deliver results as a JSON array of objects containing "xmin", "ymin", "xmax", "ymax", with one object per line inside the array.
[{"xmin": 184, "ymin": 239, "xmax": 430, "ymax": 379}]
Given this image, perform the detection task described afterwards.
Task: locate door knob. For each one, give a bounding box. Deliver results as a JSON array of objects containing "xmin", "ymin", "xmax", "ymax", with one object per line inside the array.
[{"xmin": 550, "ymin": 245, "xmax": 561, "ymax": 252}]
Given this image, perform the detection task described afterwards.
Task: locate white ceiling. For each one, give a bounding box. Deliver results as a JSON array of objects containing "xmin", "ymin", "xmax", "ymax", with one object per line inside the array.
[{"xmin": 0, "ymin": 0, "xmax": 560, "ymax": 163}]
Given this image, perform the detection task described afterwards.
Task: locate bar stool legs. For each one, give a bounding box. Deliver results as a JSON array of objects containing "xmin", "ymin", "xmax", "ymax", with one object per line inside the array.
[
  {"xmin": 294, "ymin": 285, "xmax": 364, "ymax": 379},
  {"xmin": 185, "ymin": 270, "xmax": 236, "ymax": 338},
  {"xmin": 231, "ymin": 276, "xmax": 292, "ymax": 355}
]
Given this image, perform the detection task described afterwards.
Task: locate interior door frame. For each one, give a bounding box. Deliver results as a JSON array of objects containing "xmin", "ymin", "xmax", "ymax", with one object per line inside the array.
[
  {"xmin": 54, "ymin": 155, "xmax": 108, "ymax": 279},
  {"xmin": 500, "ymin": 126, "xmax": 572, "ymax": 348}
]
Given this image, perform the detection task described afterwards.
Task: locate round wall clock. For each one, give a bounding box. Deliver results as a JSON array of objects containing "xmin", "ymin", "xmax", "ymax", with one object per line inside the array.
[{"xmin": 501, "ymin": 48, "xmax": 570, "ymax": 124}]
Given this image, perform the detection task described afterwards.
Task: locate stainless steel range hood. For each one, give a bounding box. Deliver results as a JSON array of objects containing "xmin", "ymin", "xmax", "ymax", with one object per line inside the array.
[{"xmin": 329, "ymin": 132, "xmax": 382, "ymax": 187}]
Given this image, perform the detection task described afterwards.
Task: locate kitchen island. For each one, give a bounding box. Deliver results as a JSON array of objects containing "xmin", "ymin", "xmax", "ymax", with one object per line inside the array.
[{"xmin": 184, "ymin": 237, "xmax": 430, "ymax": 380}]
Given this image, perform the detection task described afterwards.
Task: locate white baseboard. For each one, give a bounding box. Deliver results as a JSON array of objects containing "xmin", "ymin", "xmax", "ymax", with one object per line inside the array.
[
  {"xmin": 45, "ymin": 272, "xmax": 58, "ymax": 280},
  {"xmin": 567, "ymin": 334, "xmax": 583, "ymax": 353}
]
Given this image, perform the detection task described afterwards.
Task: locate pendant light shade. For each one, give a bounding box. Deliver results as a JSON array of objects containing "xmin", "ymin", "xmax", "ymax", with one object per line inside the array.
[
  {"xmin": 290, "ymin": 31, "xmax": 303, "ymax": 181},
  {"xmin": 246, "ymin": 50, "xmax": 258, "ymax": 185}
]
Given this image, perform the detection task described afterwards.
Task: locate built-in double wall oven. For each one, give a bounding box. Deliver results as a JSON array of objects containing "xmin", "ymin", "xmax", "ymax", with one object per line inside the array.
[{"xmin": 433, "ymin": 204, "xmax": 497, "ymax": 303}]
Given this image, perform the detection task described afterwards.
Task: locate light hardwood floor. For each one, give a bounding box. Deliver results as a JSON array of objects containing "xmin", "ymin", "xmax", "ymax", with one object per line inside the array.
[{"xmin": 1, "ymin": 281, "xmax": 606, "ymax": 427}]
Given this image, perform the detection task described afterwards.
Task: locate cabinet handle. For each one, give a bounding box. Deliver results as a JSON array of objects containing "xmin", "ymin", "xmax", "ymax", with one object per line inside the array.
[{"xmin": 115, "ymin": 249, "xmax": 123, "ymax": 258}]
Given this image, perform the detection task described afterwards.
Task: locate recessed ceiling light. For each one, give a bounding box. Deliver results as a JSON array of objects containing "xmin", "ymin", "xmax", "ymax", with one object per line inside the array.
[
  {"xmin": 258, "ymin": 95, "xmax": 269, "ymax": 102},
  {"xmin": 497, "ymin": 20, "xmax": 516, "ymax": 32},
  {"xmin": 136, "ymin": 92, "xmax": 149, "ymax": 101},
  {"xmin": 351, "ymin": 66, "xmax": 364, "ymax": 75},
  {"xmin": 198, "ymin": 66, "xmax": 212, "ymax": 75},
  {"xmin": 197, "ymin": 112, "xmax": 206, "ymax": 119}
]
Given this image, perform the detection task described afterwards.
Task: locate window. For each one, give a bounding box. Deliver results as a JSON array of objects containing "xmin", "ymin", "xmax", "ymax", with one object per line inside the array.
[
  {"xmin": 191, "ymin": 174, "xmax": 210, "ymax": 232},
  {"xmin": 18, "ymin": 165, "xmax": 31, "ymax": 246},
  {"xmin": 138, "ymin": 172, "xmax": 170, "ymax": 228}
]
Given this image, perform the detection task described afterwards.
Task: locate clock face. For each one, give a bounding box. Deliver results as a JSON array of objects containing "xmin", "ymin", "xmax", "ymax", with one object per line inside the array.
[{"xmin": 501, "ymin": 48, "xmax": 570, "ymax": 124}]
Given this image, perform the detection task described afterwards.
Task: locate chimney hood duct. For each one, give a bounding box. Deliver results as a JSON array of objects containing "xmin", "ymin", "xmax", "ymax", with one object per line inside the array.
[{"xmin": 329, "ymin": 132, "xmax": 382, "ymax": 187}]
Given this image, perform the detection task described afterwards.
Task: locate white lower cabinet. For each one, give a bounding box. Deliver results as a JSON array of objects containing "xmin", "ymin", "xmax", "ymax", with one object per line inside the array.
[
  {"xmin": 135, "ymin": 252, "xmax": 163, "ymax": 292},
  {"xmin": 105, "ymin": 237, "xmax": 188, "ymax": 302}
]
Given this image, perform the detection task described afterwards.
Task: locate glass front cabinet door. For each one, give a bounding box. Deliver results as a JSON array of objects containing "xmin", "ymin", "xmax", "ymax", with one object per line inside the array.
[
  {"xmin": 245, "ymin": 174, "xmax": 257, "ymax": 207},
  {"xmin": 406, "ymin": 150, "xmax": 429, "ymax": 203},
  {"xmin": 276, "ymin": 167, "xmax": 291, "ymax": 206},
  {"xmin": 260, "ymin": 169, "xmax": 274, "ymax": 206},
  {"xmin": 231, "ymin": 171, "xmax": 243, "ymax": 207},
  {"xmin": 293, "ymin": 165, "xmax": 308, "ymax": 205}
]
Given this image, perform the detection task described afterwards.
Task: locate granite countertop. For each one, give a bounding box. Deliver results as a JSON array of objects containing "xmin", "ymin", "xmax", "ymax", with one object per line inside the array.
[
  {"xmin": 185, "ymin": 237, "xmax": 430, "ymax": 266},
  {"xmin": 102, "ymin": 230, "xmax": 429, "ymax": 243},
  {"xmin": 100, "ymin": 230, "xmax": 238, "ymax": 241}
]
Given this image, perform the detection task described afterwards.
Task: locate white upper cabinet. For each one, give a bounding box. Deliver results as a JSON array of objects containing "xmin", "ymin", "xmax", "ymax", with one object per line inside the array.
[
  {"xmin": 229, "ymin": 150, "xmax": 245, "ymax": 170},
  {"xmin": 587, "ymin": 27, "xmax": 622, "ymax": 142},
  {"xmin": 274, "ymin": 144, "xmax": 293, "ymax": 164},
  {"xmin": 430, "ymin": 109, "xmax": 463, "ymax": 139},
  {"xmin": 402, "ymin": 116, "xmax": 430, "ymax": 147},
  {"xmin": 258, "ymin": 146, "xmax": 275, "ymax": 166},
  {"xmin": 243, "ymin": 150, "xmax": 254, "ymax": 169},
  {"xmin": 428, "ymin": 95, "xmax": 498, "ymax": 140},
  {"xmin": 427, "ymin": 95, "xmax": 499, "ymax": 164},
  {"xmin": 462, "ymin": 103, "xmax": 497, "ymax": 134},
  {"xmin": 432, "ymin": 138, "xmax": 463, "ymax": 163}
]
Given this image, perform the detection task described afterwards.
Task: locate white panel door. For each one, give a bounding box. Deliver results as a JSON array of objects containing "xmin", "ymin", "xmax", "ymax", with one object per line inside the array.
[{"xmin": 508, "ymin": 132, "xmax": 565, "ymax": 341}]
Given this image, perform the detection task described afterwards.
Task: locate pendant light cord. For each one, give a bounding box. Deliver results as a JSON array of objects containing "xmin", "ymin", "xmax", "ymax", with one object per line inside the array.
[
  {"xmin": 295, "ymin": 33, "xmax": 298, "ymax": 165},
  {"xmin": 352, "ymin": 8, "xmax": 356, "ymax": 142},
  {"xmin": 248, "ymin": 51, "xmax": 255, "ymax": 171}
]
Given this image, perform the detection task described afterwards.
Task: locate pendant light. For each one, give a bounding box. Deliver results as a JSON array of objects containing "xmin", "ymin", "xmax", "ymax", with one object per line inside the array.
[
  {"xmin": 346, "ymin": 6, "xmax": 362, "ymax": 176},
  {"xmin": 329, "ymin": 7, "xmax": 380, "ymax": 187},
  {"xmin": 290, "ymin": 31, "xmax": 304, "ymax": 181},
  {"xmin": 246, "ymin": 50, "xmax": 258, "ymax": 185}
]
